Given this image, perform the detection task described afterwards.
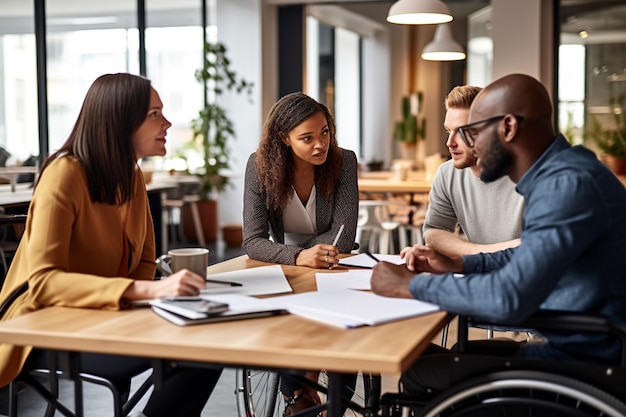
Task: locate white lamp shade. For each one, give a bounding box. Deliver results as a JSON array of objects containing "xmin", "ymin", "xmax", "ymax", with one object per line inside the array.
[
  {"xmin": 387, "ymin": 0, "xmax": 453, "ymax": 25},
  {"xmin": 421, "ymin": 24, "xmax": 466, "ymax": 61}
]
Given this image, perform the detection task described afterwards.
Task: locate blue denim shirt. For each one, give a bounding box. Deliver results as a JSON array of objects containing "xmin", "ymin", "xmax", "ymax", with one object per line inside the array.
[{"xmin": 409, "ymin": 135, "xmax": 626, "ymax": 362}]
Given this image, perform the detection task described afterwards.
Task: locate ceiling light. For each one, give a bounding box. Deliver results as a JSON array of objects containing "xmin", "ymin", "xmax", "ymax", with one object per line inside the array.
[
  {"xmin": 421, "ymin": 24, "xmax": 466, "ymax": 61},
  {"xmin": 387, "ymin": 0, "xmax": 453, "ymax": 25}
]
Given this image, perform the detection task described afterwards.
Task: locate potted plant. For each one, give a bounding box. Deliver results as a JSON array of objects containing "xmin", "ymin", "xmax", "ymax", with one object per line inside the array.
[
  {"xmin": 182, "ymin": 41, "xmax": 253, "ymax": 242},
  {"xmin": 393, "ymin": 92, "xmax": 426, "ymax": 168},
  {"xmin": 588, "ymin": 95, "xmax": 626, "ymax": 175}
]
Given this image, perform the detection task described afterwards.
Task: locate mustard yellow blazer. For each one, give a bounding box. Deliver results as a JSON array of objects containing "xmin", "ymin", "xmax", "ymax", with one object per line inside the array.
[{"xmin": 0, "ymin": 156, "xmax": 156, "ymax": 387}]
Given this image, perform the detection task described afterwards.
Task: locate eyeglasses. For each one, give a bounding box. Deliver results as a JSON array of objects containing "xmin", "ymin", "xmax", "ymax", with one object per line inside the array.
[{"xmin": 457, "ymin": 114, "xmax": 523, "ymax": 148}]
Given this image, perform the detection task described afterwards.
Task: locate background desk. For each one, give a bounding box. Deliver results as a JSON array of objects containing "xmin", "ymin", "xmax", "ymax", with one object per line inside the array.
[
  {"xmin": 0, "ymin": 256, "xmax": 450, "ymax": 416},
  {"xmin": 357, "ymin": 178, "xmax": 431, "ymax": 196}
]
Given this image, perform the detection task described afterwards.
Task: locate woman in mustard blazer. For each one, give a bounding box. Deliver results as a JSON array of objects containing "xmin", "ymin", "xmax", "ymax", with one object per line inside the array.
[{"xmin": 0, "ymin": 73, "xmax": 220, "ymax": 417}]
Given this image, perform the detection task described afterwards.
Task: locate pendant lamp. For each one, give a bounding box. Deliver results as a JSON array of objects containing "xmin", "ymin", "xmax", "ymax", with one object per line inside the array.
[
  {"xmin": 421, "ymin": 24, "xmax": 466, "ymax": 61},
  {"xmin": 387, "ymin": 0, "xmax": 453, "ymax": 25}
]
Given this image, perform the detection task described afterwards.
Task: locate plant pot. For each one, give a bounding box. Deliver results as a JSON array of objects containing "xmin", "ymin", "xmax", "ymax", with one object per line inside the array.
[
  {"xmin": 398, "ymin": 141, "xmax": 416, "ymax": 162},
  {"xmin": 604, "ymin": 155, "xmax": 626, "ymax": 176},
  {"xmin": 222, "ymin": 223, "xmax": 243, "ymax": 247},
  {"xmin": 182, "ymin": 199, "xmax": 218, "ymax": 242}
]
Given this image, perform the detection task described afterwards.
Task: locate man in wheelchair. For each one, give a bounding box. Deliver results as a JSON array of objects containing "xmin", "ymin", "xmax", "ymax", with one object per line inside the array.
[{"xmin": 371, "ymin": 73, "xmax": 626, "ymax": 416}]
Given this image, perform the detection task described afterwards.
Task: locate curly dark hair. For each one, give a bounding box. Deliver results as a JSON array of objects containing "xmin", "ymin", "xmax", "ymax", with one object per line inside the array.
[{"xmin": 256, "ymin": 92, "xmax": 342, "ymax": 215}]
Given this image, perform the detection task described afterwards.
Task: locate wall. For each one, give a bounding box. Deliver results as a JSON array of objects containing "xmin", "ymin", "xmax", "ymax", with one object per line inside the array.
[
  {"xmin": 216, "ymin": 0, "xmax": 262, "ymax": 228},
  {"xmin": 491, "ymin": 0, "xmax": 554, "ymax": 94}
]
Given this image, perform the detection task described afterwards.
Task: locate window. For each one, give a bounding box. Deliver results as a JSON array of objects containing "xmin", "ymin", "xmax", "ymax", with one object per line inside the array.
[
  {"xmin": 559, "ymin": 1, "xmax": 626, "ymax": 149},
  {"xmin": 0, "ymin": 0, "xmax": 204, "ymax": 167}
]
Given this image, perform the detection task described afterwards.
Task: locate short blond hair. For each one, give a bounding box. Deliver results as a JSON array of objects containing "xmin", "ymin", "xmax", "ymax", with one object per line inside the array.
[{"xmin": 444, "ymin": 85, "xmax": 482, "ymax": 110}]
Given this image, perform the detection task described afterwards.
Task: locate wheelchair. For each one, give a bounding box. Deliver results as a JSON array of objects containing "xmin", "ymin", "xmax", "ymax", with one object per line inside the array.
[
  {"xmin": 235, "ymin": 368, "xmax": 381, "ymax": 417},
  {"xmin": 381, "ymin": 311, "xmax": 626, "ymax": 417}
]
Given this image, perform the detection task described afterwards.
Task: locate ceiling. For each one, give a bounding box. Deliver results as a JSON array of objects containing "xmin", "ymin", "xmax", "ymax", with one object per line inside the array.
[
  {"xmin": 560, "ymin": 0, "xmax": 626, "ymax": 44},
  {"xmin": 0, "ymin": 0, "xmax": 489, "ymax": 19},
  {"xmin": 1, "ymin": 0, "xmax": 625, "ymax": 44}
]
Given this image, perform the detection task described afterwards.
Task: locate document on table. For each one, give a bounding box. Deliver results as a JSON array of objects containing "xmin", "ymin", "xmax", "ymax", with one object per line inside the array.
[
  {"xmin": 316, "ymin": 270, "xmax": 433, "ymax": 291},
  {"xmin": 338, "ymin": 253, "xmax": 406, "ymax": 269},
  {"xmin": 268, "ymin": 288, "xmax": 440, "ymax": 328},
  {"xmin": 151, "ymin": 294, "xmax": 286, "ymax": 326},
  {"xmin": 316, "ymin": 269, "xmax": 373, "ymax": 291},
  {"xmin": 201, "ymin": 265, "xmax": 293, "ymax": 296}
]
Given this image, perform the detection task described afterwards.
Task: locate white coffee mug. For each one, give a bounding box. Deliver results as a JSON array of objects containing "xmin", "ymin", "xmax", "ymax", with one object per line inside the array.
[{"xmin": 155, "ymin": 248, "xmax": 209, "ymax": 278}]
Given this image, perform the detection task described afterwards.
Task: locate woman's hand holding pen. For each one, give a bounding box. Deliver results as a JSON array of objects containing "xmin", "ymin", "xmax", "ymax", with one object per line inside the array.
[{"xmin": 295, "ymin": 244, "xmax": 339, "ymax": 269}]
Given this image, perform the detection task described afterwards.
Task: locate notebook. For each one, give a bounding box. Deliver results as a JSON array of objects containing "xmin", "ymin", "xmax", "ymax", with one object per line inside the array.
[{"xmin": 151, "ymin": 294, "xmax": 286, "ymax": 326}]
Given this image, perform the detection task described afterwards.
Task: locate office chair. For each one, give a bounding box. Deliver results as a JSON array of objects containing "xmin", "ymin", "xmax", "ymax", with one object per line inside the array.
[
  {"xmin": 0, "ymin": 209, "xmax": 27, "ymax": 282},
  {"xmin": 380, "ymin": 310, "xmax": 626, "ymax": 416},
  {"xmin": 1, "ymin": 283, "xmax": 154, "ymax": 417}
]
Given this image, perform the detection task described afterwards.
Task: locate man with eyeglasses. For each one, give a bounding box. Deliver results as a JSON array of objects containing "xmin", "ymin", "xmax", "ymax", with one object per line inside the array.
[
  {"xmin": 371, "ymin": 73, "xmax": 626, "ymax": 397},
  {"xmin": 401, "ymin": 85, "xmax": 524, "ymax": 260}
]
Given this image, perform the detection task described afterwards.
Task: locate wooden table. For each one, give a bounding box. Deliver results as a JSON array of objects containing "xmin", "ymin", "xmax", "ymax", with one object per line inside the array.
[
  {"xmin": 0, "ymin": 255, "xmax": 450, "ymax": 416},
  {"xmin": 358, "ymin": 177, "xmax": 432, "ymax": 195}
]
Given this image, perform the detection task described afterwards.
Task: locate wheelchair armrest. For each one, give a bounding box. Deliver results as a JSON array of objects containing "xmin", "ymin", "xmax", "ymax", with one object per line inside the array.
[{"xmin": 457, "ymin": 310, "xmax": 626, "ymax": 366}]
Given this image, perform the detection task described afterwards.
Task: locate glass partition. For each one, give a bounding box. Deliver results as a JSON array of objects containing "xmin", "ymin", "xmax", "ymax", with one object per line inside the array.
[{"xmin": 559, "ymin": 1, "xmax": 626, "ymax": 151}]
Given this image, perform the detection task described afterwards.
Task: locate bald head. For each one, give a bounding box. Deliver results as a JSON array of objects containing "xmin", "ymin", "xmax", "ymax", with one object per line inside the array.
[{"xmin": 471, "ymin": 74, "xmax": 555, "ymax": 137}]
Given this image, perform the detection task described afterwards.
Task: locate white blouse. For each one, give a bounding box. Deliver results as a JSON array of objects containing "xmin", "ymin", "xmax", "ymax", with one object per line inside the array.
[{"xmin": 283, "ymin": 185, "xmax": 317, "ymax": 245}]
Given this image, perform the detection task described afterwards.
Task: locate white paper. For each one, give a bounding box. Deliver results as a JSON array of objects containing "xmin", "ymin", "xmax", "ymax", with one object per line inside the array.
[
  {"xmin": 269, "ymin": 289, "xmax": 440, "ymax": 328},
  {"xmin": 338, "ymin": 253, "xmax": 406, "ymax": 269},
  {"xmin": 200, "ymin": 265, "xmax": 293, "ymax": 296},
  {"xmin": 315, "ymin": 269, "xmax": 373, "ymax": 291}
]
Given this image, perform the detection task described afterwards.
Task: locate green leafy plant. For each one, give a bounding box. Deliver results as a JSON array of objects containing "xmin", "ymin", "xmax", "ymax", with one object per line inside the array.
[
  {"xmin": 191, "ymin": 41, "xmax": 253, "ymax": 199},
  {"xmin": 393, "ymin": 92, "xmax": 426, "ymax": 144},
  {"xmin": 588, "ymin": 95, "xmax": 626, "ymax": 159}
]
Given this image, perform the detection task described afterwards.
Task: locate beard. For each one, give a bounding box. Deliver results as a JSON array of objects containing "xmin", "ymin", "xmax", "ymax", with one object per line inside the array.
[{"xmin": 479, "ymin": 130, "xmax": 512, "ymax": 183}]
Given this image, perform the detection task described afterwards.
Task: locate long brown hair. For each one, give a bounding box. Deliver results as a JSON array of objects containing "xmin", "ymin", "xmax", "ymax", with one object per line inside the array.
[
  {"xmin": 256, "ymin": 92, "xmax": 342, "ymax": 214},
  {"xmin": 37, "ymin": 73, "xmax": 152, "ymax": 205}
]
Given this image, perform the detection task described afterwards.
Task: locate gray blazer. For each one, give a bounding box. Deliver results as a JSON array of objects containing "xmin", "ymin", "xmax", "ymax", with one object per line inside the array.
[{"xmin": 242, "ymin": 149, "xmax": 359, "ymax": 265}]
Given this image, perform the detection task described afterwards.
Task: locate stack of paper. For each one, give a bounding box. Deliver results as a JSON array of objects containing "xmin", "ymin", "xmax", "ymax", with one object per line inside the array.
[
  {"xmin": 268, "ymin": 289, "xmax": 439, "ymax": 328},
  {"xmin": 151, "ymin": 294, "xmax": 286, "ymax": 326}
]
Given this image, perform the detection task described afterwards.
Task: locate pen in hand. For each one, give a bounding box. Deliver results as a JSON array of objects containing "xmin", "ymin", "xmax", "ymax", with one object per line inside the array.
[
  {"xmin": 206, "ymin": 279, "xmax": 242, "ymax": 287},
  {"xmin": 332, "ymin": 223, "xmax": 345, "ymax": 247},
  {"xmin": 365, "ymin": 251, "xmax": 380, "ymax": 263}
]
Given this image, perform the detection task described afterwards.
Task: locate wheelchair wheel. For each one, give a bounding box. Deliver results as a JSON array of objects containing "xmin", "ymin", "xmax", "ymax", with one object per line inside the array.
[
  {"xmin": 418, "ymin": 370, "xmax": 626, "ymax": 417},
  {"xmin": 236, "ymin": 368, "xmax": 284, "ymax": 417},
  {"xmin": 236, "ymin": 368, "xmax": 379, "ymax": 417}
]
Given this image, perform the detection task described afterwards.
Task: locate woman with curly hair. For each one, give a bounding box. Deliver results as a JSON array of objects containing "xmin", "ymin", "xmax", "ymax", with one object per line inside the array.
[
  {"xmin": 243, "ymin": 92, "xmax": 359, "ymax": 268},
  {"xmin": 242, "ymin": 92, "xmax": 359, "ymax": 415}
]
